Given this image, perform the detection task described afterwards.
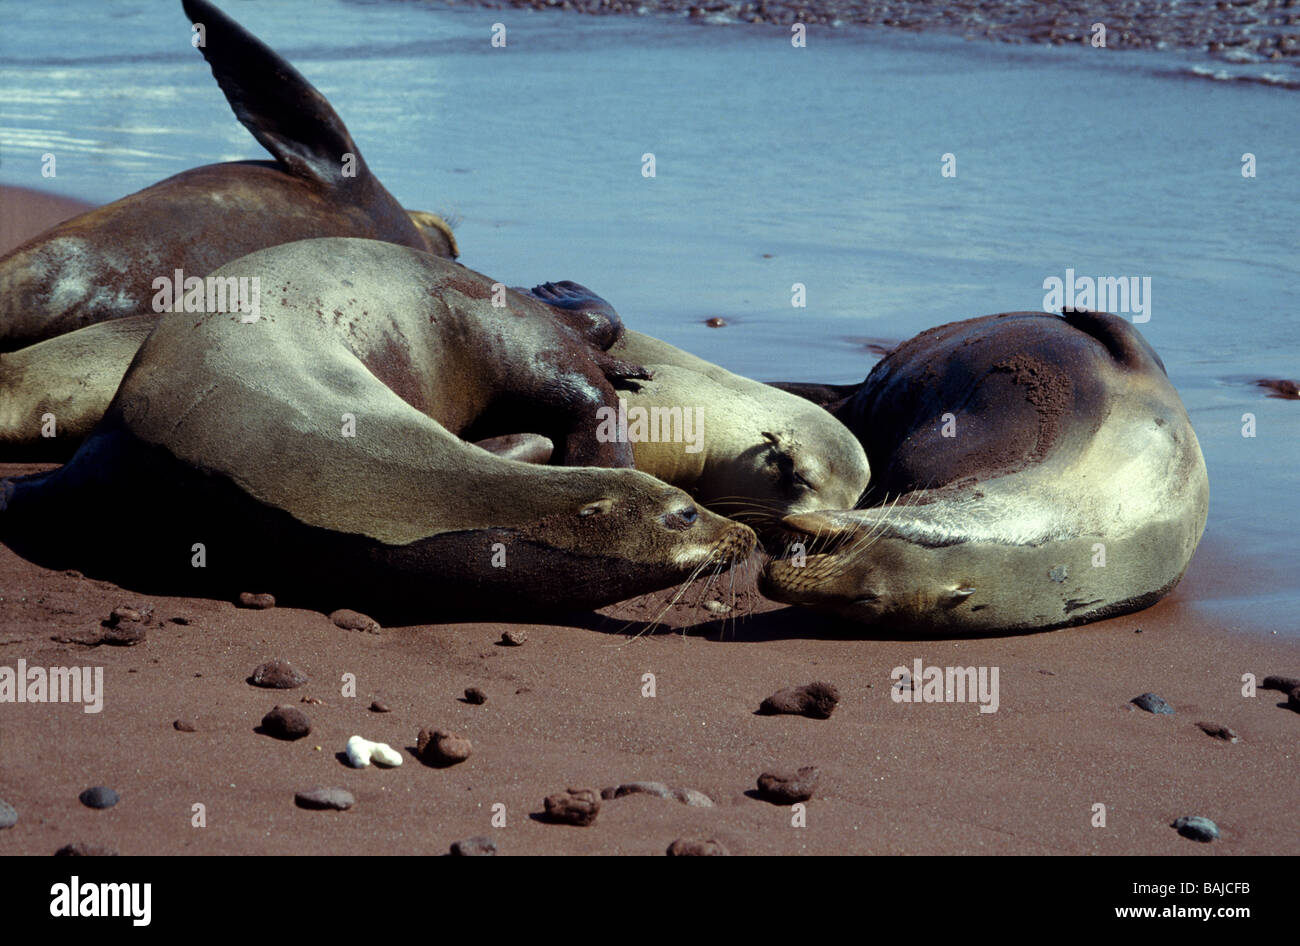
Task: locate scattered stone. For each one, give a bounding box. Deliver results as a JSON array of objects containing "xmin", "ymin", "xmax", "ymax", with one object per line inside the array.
[
  {"xmin": 300, "ymin": 695, "xmax": 323, "ymax": 705},
  {"xmin": 1290, "ymin": 687, "xmax": 1300, "ymax": 713},
  {"xmin": 464, "ymin": 687, "xmax": 487, "ymax": 705},
  {"xmin": 672, "ymin": 787, "xmax": 716, "ymax": 808},
  {"xmin": 344, "ymin": 735, "xmax": 403, "ymax": 768},
  {"xmin": 55, "ymin": 843, "xmax": 118, "ymax": 856},
  {"xmin": 106, "ymin": 606, "xmax": 143, "ymax": 625},
  {"xmin": 704, "ymin": 317, "xmax": 727, "ymax": 328},
  {"xmin": 250, "ymin": 660, "xmax": 307, "ymax": 689},
  {"xmin": 169, "ymin": 616, "xmax": 192, "ymax": 626},
  {"xmin": 294, "ymin": 788, "xmax": 354, "ymax": 811},
  {"xmin": 543, "ymin": 788, "xmax": 600, "ymax": 826},
  {"xmin": 261, "ymin": 705, "xmax": 311, "ymax": 740},
  {"xmin": 100, "ymin": 624, "xmax": 146, "ymax": 646},
  {"xmin": 603, "ymin": 781, "xmax": 672, "ymax": 801},
  {"xmin": 702, "ymin": 599, "xmax": 731, "ymax": 614},
  {"xmin": 1131, "ymin": 693, "xmax": 1174, "ymax": 714},
  {"xmin": 237, "ymin": 592, "xmax": 276, "ymax": 610},
  {"xmin": 499, "ymin": 629, "xmax": 527, "ymax": 646},
  {"xmin": 369, "ymin": 700, "xmax": 391, "ymax": 713},
  {"xmin": 173, "ymin": 719, "xmax": 198, "ymax": 732},
  {"xmin": 1196, "ymin": 722, "xmax": 1240, "ymax": 743},
  {"xmin": 758, "ymin": 681, "xmax": 840, "ymax": 720},
  {"xmin": 1172, "ymin": 815, "xmax": 1220, "ymax": 842},
  {"xmin": 450, "ymin": 836, "xmax": 498, "ymax": 856},
  {"xmin": 0, "ymin": 800, "xmax": 17, "ymax": 829},
  {"xmin": 1262, "ymin": 675, "xmax": 1300, "ymax": 693},
  {"xmin": 417, "ymin": 728, "xmax": 472, "ymax": 767},
  {"xmin": 667, "ymin": 838, "xmax": 728, "ymax": 856},
  {"xmin": 756, "ymin": 767, "xmax": 819, "ymax": 804},
  {"xmin": 330, "ymin": 608, "xmax": 380, "ymax": 633},
  {"xmin": 78, "ymin": 786, "xmax": 119, "ymax": 810}
]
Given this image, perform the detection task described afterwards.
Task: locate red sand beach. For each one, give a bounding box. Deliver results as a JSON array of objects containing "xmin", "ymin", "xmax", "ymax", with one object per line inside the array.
[{"xmin": 1, "ymin": 189, "xmax": 1297, "ymax": 856}]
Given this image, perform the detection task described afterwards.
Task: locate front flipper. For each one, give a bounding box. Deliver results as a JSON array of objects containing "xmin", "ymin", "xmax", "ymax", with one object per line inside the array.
[
  {"xmin": 472, "ymin": 433, "xmax": 554, "ymax": 465},
  {"xmin": 182, "ymin": 0, "xmax": 362, "ymax": 186},
  {"xmin": 521, "ymin": 281, "xmax": 624, "ymax": 350}
]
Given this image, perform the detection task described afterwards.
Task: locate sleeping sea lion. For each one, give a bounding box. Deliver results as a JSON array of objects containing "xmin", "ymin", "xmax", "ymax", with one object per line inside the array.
[
  {"xmin": 0, "ymin": 238, "xmax": 755, "ymax": 619},
  {"xmin": 760, "ymin": 311, "xmax": 1209, "ymax": 634},
  {"xmin": 0, "ymin": 0, "xmax": 456, "ymax": 352}
]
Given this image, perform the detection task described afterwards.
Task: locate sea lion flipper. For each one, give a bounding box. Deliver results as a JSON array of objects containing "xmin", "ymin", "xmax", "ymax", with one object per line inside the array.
[
  {"xmin": 521, "ymin": 281, "xmax": 624, "ymax": 350},
  {"xmin": 182, "ymin": 0, "xmax": 360, "ymax": 184}
]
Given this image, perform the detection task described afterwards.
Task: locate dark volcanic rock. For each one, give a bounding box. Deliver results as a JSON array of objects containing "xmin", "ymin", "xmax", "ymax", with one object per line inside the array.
[
  {"xmin": 294, "ymin": 788, "xmax": 354, "ymax": 811},
  {"xmin": 55, "ymin": 843, "xmax": 118, "ymax": 856},
  {"xmin": 543, "ymin": 788, "xmax": 600, "ymax": 826},
  {"xmin": 667, "ymin": 838, "xmax": 729, "ymax": 856},
  {"xmin": 1195, "ymin": 722, "xmax": 1240, "ymax": 743},
  {"xmin": 261, "ymin": 705, "xmax": 311, "ymax": 740},
  {"xmin": 237, "ymin": 592, "xmax": 276, "ymax": 609},
  {"xmin": 249, "ymin": 660, "xmax": 307, "ymax": 689},
  {"xmin": 756, "ymin": 767, "xmax": 819, "ymax": 804},
  {"xmin": 1172, "ymin": 815, "xmax": 1219, "ymax": 842},
  {"xmin": 330, "ymin": 609, "xmax": 380, "ymax": 633},
  {"xmin": 78, "ymin": 786, "xmax": 119, "ymax": 810},
  {"xmin": 450, "ymin": 836, "xmax": 498, "ymax": 856},
  {"xmin": 1131, "ymin": 693, "xmax": 1174, "ymax": 714},
  {"xmin": 758, "ymin": 681, "xmax": 840, "ymax": 719},
  {"xmin": 417, "ymin": 728, "xmax": 472, "ymax": 767},
  {"xmin": 463, "ymin": 687, "xmax": 488, "ymax": 705}
]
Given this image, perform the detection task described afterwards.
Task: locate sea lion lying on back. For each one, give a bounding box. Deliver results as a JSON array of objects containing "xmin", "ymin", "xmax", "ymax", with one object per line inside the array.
[
  {"xmin": 0, "ymin": 239, "xmax": 755, "ymax": 619},
  {"xmin": 761, "ymin": 311, "xmax": 1209, "ymax": 634},
  {"xmin": 0, "ymin": 0, "xmax": 456, "ymax": 352}
]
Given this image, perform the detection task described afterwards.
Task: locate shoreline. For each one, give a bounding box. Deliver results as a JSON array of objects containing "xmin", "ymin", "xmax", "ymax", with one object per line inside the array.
[{"xmin": 439, "ymin": 0, "xmax": 1300, "ymax": 71}]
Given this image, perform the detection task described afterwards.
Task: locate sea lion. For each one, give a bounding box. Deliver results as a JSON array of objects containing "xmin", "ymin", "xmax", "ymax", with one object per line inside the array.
[
  {"xmin": 606, "ymin": 331, "xmax": 870, "ymax": 537},
  {"xmin": 0, "ymin": 238, "xmax": 755, "ymax": 618},
  {"xmin": 0, "ymin": 0, "xmax": 456, "ymax": 352},
  {"xmin": 760, "ymin": 311, "xmax": 1209, "ymax": 634}
]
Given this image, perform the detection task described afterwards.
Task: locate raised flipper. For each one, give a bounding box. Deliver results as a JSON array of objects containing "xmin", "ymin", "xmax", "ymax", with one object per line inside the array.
[
  {"xmin": 183, "ymin": 0, "xmax": 363, "ymax": 185},
  {"xmin": 522, "ymin": 281, "xmax": 625, "ymax": 351}
]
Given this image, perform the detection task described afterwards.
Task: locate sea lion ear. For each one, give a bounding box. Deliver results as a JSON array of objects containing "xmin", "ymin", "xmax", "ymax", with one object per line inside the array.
[
  {"xmin": 524, "ymin": 281, "xmax": 624, "ymax": 351},
  {"xmin": 182, "ymin": 0, "xmax": 361, "ymax": 185}
]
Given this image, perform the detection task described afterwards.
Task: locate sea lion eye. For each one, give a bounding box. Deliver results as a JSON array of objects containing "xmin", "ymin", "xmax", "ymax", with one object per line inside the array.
[
  {"xmin": 661, "ymin": 505, "xmax": 699, "ymax": 530},
  {"xmin": 793, "ymin": 471, "xmax": 816, "ymax": 491},
  {"xmin": 579, "ymin": 499, "xmax": 615, "ymax": 517}
]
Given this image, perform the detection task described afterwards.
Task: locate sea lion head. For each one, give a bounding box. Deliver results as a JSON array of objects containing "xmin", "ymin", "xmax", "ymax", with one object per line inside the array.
[
  {"xmin": 741, "ymin": 428, "xmax": 869, "ymax": 537},
  {"xmin": 406, "ymin": 209, "xmax": 459, "ymax": 259},
  {"xmin": 509, "ymin": 468, "xmax": 757, "ymax": 606},
  {"xmin": 758, "ymin": 507, "xmax": 983, "ymax": 633}
]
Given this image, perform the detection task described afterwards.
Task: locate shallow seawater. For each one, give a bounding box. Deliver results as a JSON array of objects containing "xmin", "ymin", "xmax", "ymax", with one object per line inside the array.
[{"xmin": 1, "ymin": 1, "xmax": 1297, "ymax": 634}]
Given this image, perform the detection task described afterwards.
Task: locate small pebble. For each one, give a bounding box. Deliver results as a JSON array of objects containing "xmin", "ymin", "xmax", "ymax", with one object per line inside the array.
[
  {"xmin": 344, "ymin": 735, "xmax": 402, "ymax": 768},
  {"xmin": 702, "ymin": 599, "xmax": 731, "ymax": 614},
  {"xmin": 756, "ymin": 767, "xmax": 819, "ymax": 804},
  {"xmin": 294, "ymin": 788, "xmax": 354, "ymax": 811},
  {"xmin": 55, "ymin": 843, "xmax": 118, "ymax": 856},
  {"xmin": 499, "ymin": 629, "xmax": 527, "ymax": 646},
  {"xmin": 417, "ymin": 728, "xmax": 472, "ymax": 767},
  {"xmin": 543, "ymin": 788, "xmax": 600, "ymax": 826},
  {"xmin": 450, "ymin": 836, "xmax": 498, "ymax": 856},
  {"xmin": 250, "ymin": 660, "xmax": 307, "ymax": 689},
  {"xmin": 237, "ymin": 592, "xmax": 276, "ymax": 610},
  {"xmin": 667, "ymin": 838, "xmax": 729, "ymax": 856},
  {"xmin": 107, "ymin": 606, "xmax": 143, "ymax": 625},
  {"xmin": 758, "ymin": 681, "xmax": 840, "ymax": 720},
  {"xmin": 1172, "ymin": 815, "xmax": 1220, "ymax": 842},
  {"xmin": 464, "ymin": 687, "xmax": 487, "ymax": 705},
  {"xmin": 704, "ymin": 317, "xmax": 727, "ymax": 328},
  {"xmin": 603, "ymin": 781, "xmax": 671, "ymax": 801},
  {"xmin": 173, "ymin": 719, "xmax": 198, "ymax": 732},
  {"xmin": 261, "ymin": 705, "xmax": 311, "ymax": 740},
  {"xmin": 330, "ymin": 609, "xmax": 380, "ymax": 633},
  {"xmin": 0, "ymin": 799, "xmax": 17, "ymax": 829},
  {"xmin": 369, "ymin": 700, "xmax": 391, "ymax": 713},
  {"xmin": 1262, "ymin": 675, "xmax": 1300, "ymax": 692},
  {"xmin": 1131, "ymin": 693, "xmax": 1174, "ymax": 714},
  {"xmin": 1196, "ymin": 722, "xmax": 1240, "ymax": 743},
  {"xmin": 79, "ymin": 786, "xmax": 119, "ymax": 810},
  {"xmin": 672, "ymin": 787, "xmax": 716, "ymax": 808},
  {"xmin": 169, "ymin": 616, "xmax": 192, "ymax": 626}
]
